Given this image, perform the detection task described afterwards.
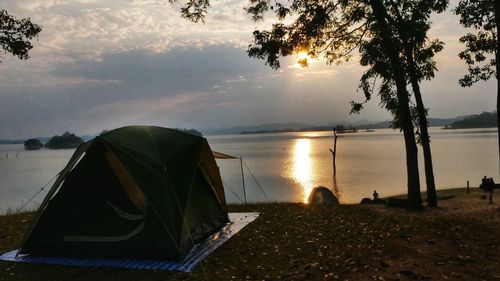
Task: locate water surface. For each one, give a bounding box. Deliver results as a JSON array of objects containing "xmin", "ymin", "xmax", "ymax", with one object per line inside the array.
[
  {"xmin": 0, "ymin": 127, "xmax": 496, "ymax": 213},
  {"xmin": 209, "ymin": 127, "xmax": 498, "ymax": 204}
]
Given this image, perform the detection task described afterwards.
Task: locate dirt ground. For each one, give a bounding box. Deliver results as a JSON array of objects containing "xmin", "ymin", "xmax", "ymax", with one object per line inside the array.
[
  {"xmin": 0, "ymin": 188, "xmax": 499, "ymax": 281},
  {"xmin": 359, "ymin": 189, "xmax": 500, "ymax": 280}
]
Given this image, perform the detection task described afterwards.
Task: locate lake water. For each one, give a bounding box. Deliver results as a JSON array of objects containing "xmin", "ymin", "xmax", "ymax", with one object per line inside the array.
[{"xmin": 0, "ymin": 127, "xmax": 497, "ymax": 213}]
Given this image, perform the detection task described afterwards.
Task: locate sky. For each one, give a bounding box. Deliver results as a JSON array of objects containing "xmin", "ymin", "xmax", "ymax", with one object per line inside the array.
[{"xmin": 0, "ymin": 0, "xmax": 497, "ymax": 139}]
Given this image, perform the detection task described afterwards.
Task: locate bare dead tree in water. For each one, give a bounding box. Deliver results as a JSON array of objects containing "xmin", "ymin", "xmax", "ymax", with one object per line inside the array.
[
  {"xmin": 330, "ymin": 129, "xmax": 340, "ymax": 198},
  {"xmin": 329, "ymin": 129, "xmax": 338, "ymax": 176}
]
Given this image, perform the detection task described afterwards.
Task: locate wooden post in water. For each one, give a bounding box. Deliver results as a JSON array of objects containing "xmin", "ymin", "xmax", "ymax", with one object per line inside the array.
[
  {"xmin": 329, "ymin": 129, "xmax": 338, "ymax": 176},
  {"xmin": 240, "ymin": 156, "xmax": 247, "ymax": 205}
]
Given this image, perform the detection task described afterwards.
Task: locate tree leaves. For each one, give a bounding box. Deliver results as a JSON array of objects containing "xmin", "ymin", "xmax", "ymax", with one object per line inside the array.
[
  {"xmin": 455, "ymin": 0, "xmax": 496, "ymax": 29},
  {"xmin": 454, "ymin": 0, "xmax": 497, "ymax": 86},
  {"xmin": 0, "ymin": 10, "xmax": 42, "ymax": 62},
  {"xmin": 247, "ymin": 1, "xmax": 369, "ymax": 68},
  {"xmin": 168, "ymin": 0, "xmax": 211, "ymax": 23}
]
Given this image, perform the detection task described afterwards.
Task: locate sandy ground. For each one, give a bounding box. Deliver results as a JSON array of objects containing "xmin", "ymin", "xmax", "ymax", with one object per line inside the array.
[
  {"xmin": 374, "ymin": 188, "xmax": 500, "ymax": 216},
  {"xmin": 360, "ymin": 188, "xmax": 500, "ymax": 281}
]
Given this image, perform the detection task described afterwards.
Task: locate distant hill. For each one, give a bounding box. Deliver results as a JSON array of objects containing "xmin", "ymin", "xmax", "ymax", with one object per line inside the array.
[
  {"xmin": 446, "ymin": 111, "xmax": 497, "ymax": 129},
  {"xmin": 227, "ymin": 117, "xmax": 464, "ymax": 135},
  {"xmin": 240, "ymin": 124, "xmax": 359, "ymax": 134},
  {"xmin": 47, "ymin": 132, "xmax": 84, "ymax": 149},
  {"xmin": 353, "ymin": 117, "xmax": 464, "ymax": 130},
  {"xmin": 204, "ymin": 122, "xmax": 310, "ymax": 135}
]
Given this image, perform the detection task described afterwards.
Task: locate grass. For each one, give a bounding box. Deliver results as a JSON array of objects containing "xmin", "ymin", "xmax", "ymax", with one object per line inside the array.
[
  {"xmin": 3, "ymin": 204, "xmax": 40, "ymax": 216},
  {"xmin": 1, "ymin": 189, "xmax": 499, "ymax": 280},
  {"xmin": 0, "ymin": 212, "xmax": 33, "ymax": 260}
]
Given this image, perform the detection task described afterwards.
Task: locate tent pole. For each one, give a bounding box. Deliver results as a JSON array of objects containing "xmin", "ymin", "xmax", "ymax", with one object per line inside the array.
[{"xmin": 240, "ymin": 156, "xmax": 247, "ymax": 205}]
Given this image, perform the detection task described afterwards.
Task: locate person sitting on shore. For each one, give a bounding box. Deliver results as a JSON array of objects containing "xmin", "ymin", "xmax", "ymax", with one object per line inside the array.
[
  {"xmin": 481, "ymin": 176, "xmax": 488, "ymax": 189},
  {"xmin": 487, "ymin": 178, "xmax": 495, "ymax": 204}
]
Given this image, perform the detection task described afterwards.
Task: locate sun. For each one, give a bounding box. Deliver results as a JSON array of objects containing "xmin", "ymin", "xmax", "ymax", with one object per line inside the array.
[
  {"xmin": 297, "ymin": 51, "xmax": 309, "ymax": 61},
  {"xmin": 295, "ymin": 51, "xmax": 312, "ymax": 68}
]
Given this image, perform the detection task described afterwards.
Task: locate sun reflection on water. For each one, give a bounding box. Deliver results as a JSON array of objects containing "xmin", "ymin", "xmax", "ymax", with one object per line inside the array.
[{"xmin": 292, "ymin": 139, "xmax": 313, "ymax": 203}]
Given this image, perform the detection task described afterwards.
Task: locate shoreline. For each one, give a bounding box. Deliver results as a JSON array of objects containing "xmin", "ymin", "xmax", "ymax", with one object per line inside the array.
[{"xmin": 0, "ymin": 187, "xmax": 476, "ymax": 216}]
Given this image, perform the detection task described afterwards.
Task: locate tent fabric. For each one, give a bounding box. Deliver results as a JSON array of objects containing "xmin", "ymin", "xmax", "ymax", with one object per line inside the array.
[
  {"xmin": 212, "ymin": 151, "xmax": 237, "ymax": 159},
  {"xmin": 308, "ymin": 186, "xmax": 339, "ymax": 205},
  {"xmin": 19, "ymin": 126, "xmax": 229, "ymax": 261},
  {"xmin": 1, "ymin": 213, "xmax": 260, "ymax": 272}
]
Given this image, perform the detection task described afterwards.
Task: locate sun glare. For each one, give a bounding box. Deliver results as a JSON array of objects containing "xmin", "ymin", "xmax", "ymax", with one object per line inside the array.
[
  {"xmin": 291, "ymin": 139, "xmax": 313, "ymax": 203},
  {"xmin": 297, "ymin": 51, "xmax": 309, "ymax": 61},
  {"xmin": 294, "ymin": 51, "xmax": 314, "ymax": 68}
]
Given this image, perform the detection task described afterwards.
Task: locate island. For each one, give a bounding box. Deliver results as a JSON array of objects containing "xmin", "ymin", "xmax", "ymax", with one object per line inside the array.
[
  {"xmin": 23, "ymin": 139, "xmax": 43, "ymax": 150},
  {"xmin": 46, "ymin": 132, "xmax": 84, "ymax": 149}
]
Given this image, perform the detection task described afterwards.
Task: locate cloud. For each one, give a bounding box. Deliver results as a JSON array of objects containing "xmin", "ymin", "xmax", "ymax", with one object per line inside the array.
[
  {"xmin": 0, "ymin": 0, "xmax": 497, "ymax": 139},
  {"xmin": 1, "ymin": 0, "xmax": 265, "ymax": 64},
  {"xmin": 0, "ymin": 43, "xmax": 374, "ymax": 138}
]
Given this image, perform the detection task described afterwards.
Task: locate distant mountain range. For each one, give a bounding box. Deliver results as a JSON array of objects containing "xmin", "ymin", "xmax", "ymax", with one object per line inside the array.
[
  {"xmin": 203, "ymin": 122, "xmax": 310, "ymax": 135},
  {"xmin": 203, "ymin": 115, "xmax": 469, "ymax": 135},
  {"xmin": 0, "ymin": 112, "xmax": 495, "ymax": 144},
  {"xmin": 352, "ymin": 116, "xmax": 468, "ymax": 130}
]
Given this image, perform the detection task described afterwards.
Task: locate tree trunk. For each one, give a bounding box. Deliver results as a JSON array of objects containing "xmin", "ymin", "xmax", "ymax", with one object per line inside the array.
[
  {"xmin": 495, "ymin": 0, "xmax": 500, "ymax": 174},
  {"xmin": 370, "ymin": 0, "xmax": 422, "ymax": 209},
  {"xmin": 400, "ymin": 41, "xmax": 438, "ymax": 207},
  {"xmin": 387, "ymin": 0, "xmax": 438, "ymax": 207},
  {"xmin": 408, "ymin": 68, "xmax": 438, "ymax": 207}
]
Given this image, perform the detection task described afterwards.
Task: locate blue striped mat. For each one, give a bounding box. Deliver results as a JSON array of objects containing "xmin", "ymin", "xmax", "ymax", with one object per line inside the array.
[{"xmin": 0, "ymin": 212, "xmax": 259, "ymax": 272}]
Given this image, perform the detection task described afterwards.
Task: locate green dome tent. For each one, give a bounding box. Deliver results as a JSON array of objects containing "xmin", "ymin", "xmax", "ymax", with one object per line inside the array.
[{"xmin": 19, "ymin": 126, "xmax": 229, "ymax": 261}]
